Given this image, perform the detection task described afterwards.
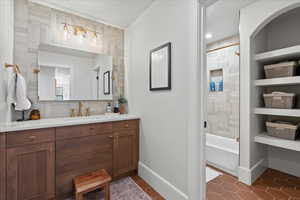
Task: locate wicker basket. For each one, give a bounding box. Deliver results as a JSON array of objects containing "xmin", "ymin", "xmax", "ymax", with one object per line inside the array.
[
  {"xmin": 263, "ymin": 92, "xmax": 296, "ymax": 109},
  {"xmin": 266, "ymin": 121, "xmax": 298, "ymax": 140},
  {"xmin": 264, "ymin": 61, "xmax": 297, "ymax": 79}
]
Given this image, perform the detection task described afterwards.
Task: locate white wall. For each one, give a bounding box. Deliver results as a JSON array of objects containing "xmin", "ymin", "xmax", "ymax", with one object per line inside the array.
[
  {"xmin": 0, "ymin": 0, "xmax": 14, "ymax": 123},
  {"xmin": 125, "ymin": 0, "xmax": 197, "ymax": 199},
  {"xmin": 266, "ymin": 7, "xmax": 300, "ymax": 51}
]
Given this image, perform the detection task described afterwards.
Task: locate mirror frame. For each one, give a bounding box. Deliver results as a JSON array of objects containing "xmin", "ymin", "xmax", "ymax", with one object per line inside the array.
[{"xmin": 103, "ymin": 70, "xmax": 111, "ymax": 95}]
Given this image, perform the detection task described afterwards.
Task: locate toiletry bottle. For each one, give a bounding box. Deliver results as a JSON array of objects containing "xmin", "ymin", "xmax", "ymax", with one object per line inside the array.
[
  {"xmin": 114, "ymin": 101, "xmax": 119, "ymax": 113},
  {"xmin": 106, "ymin": 103, "xmax": 112, "ymax": 113},
  {"xmin": 219, "ymin": 80, "xmax": 223, "ymax": 92},
  {"xmin": 210, "ymin": 81, "xmax": 215, "ymax": 92}
]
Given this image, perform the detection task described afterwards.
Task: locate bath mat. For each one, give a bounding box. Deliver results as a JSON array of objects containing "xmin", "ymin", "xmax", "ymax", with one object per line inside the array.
[
  {"xmin": 66, "ymin": 177, "xmax": 152, "ymax": 200},
  {"xmin": 206, "ymin": 167, "xmax": 222, "ymax": 182}
]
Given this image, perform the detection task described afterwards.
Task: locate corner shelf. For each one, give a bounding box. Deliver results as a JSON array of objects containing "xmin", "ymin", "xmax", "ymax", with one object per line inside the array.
[
  {"xmin": 255, "ymin": 44, "xmax": 300, "ymax": 63},
  {"xmin": 255, "ymin": 76, "xmax": 300, "ymax": 87},
  {"xmin": 254, "ymin": 108, "xmax": 300, "ymax": 117},
  {"xmin": 255, "ymin": 133, "xmax": 300, "ymax": 152}
]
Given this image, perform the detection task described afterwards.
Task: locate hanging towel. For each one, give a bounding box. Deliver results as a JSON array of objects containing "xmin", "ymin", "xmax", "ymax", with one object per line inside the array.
[
  {"xmin": 7, "ymin": 72, "xmax": 17, "ymax": 105},
  {"xmin": 7, "ymin": 73, "xmax": 31, "ymax": 111}
]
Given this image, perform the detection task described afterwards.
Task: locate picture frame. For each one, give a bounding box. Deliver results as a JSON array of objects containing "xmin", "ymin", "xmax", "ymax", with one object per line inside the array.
[
  {"xmin": 103, "ymin": 70, "xmax": 111, "ymax": 95},
  {"xmin": 149, "ymin": 42, "xmax": 171, "ymax": 91}
]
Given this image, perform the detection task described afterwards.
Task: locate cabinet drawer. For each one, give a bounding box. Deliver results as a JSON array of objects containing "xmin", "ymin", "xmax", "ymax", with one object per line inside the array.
[
  {"xmin": 113, "ymin": 120, "xmax": 139, "ymax": 131},
  {"xmin": 56, "ymin": 123, "xmax": 113, "ymax": 140},
  {"xmin": 0, "ymin": 134, "xmax": 5, "ymax": 148},
  {"xmin": 7, "ymin": 128, "xmax": 55, "ymax": 148}
]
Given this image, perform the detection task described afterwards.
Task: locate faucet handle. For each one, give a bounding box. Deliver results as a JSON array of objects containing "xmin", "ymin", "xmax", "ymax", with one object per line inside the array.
[
  {"xmin": 85, "ymin": 108, "xmax": 91, "ymax": 116},
  {"xmin": 70, "ymin": 109, "xmax": 76, "ymax": 117}
]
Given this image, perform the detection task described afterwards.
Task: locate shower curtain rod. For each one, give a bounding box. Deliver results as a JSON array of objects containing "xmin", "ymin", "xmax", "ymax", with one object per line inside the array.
[{"xmin": 206, "ymin": 42, "xmax": 240, "ymax": 53}]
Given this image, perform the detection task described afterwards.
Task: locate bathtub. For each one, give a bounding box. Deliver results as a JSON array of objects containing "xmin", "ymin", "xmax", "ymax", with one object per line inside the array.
[{"xmin": 206, "ymin": 133, "xmax": 239, "ymax": 176}]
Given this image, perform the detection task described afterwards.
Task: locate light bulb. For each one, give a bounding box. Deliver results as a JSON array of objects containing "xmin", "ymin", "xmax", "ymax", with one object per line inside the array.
[
  {"xmin": 63, "ymin": 24, "xmax": 69, "ymax": 41},
  {"xmin": 78, "ymin": 34, "xmax": 83, "ymax": 43},
  {"xmin": 205, "ymin": 33, "xmax": 213, "ymax": 39}
]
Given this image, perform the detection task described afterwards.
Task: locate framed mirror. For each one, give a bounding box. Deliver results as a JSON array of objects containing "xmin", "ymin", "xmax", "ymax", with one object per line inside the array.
[
  {"xmin": 103, "ymin": 71, "xmax": 111, "ymax": 95},
  {"xmin": 150, "ymin": 42, "xmax": 171, "ymax": 91}
]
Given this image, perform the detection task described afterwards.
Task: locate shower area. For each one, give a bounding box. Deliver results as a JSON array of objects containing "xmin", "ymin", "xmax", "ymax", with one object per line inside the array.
[{"xmin": 205, "ymin": 36, "xmax": 240, "ymax": 176}]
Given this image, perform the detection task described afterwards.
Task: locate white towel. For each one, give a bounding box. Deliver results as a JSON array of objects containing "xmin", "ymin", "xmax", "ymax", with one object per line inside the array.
[
  {"xmin": 7, "ymin": 73, "xmax": 31, "ymax": 111},
  {"xmin": 7, "ymin": 72, "xmax": 16, "ymax": 105}
]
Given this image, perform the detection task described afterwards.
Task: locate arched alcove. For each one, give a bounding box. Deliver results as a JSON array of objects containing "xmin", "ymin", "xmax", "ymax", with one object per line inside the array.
[{"xmin": 239, "ymin": 0, "xmax": 300, "ymax": 185}]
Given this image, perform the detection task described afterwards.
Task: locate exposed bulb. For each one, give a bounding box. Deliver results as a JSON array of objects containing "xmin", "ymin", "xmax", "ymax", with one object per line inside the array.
[
  {"xmin": 78, "ymin": 34, "xmax": 83, "ymax": 43},
  {"xmin": 63, "ymin": 24, "xmax": 69, "ymax": 41}
]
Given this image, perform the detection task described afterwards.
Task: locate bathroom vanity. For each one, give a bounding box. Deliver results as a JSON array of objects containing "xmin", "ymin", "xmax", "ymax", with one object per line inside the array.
[{"xmin": 0, "ymin": 115, "xmax": 139, "ymax": 200}]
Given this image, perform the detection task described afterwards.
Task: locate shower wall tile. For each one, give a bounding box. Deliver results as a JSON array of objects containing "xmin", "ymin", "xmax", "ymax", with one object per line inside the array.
[
  {"xmin": 13, "ymin": 0, "xmax": 125, "ymax": 120},
  {"xmin": 207, "ymin": 35, "xmax": 240, "ymax": 139}
]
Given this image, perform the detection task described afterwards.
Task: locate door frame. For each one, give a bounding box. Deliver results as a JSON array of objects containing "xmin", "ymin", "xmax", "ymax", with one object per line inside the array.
[
  {"xmin": 188, "ymin": 1, "xmax": 219, "ymax": 199},
  {"xmin": 187, "ymin": 0, "xmax": 211, "ymax": 200}
]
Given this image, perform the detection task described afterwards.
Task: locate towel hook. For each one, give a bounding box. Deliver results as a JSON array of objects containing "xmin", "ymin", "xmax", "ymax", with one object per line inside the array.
[{"xmin": 5, "ymin": 63, "xmax": 21, "ymax": 74}]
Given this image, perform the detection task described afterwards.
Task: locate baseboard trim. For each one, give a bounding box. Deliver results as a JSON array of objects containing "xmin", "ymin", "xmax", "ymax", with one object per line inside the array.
[
  {"xmin": 238, "ymin": 159, "xmax": 267, "ymax": 185},
  {"xmin": 206, "ymin": 161, "xmax": 238, "ymax": 177},
  {"xmin": 138, "ymin": 162, "xmax": 188, "ymax": 200}
]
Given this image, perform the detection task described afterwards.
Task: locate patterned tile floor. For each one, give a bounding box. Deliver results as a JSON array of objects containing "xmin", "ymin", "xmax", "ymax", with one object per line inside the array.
[{"xmin": 207, "ymin": 168, "xmax": 300, "ymax": 200}]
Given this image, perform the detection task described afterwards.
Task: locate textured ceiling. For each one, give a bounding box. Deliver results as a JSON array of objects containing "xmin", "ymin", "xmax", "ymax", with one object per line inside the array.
[
  {"xmin": 206, "ymin": 0, "xmax": 257, "ymax": 43},
  {"xmin": 30, "ymin": 0, "xmax": 154, "ymax": 28}
]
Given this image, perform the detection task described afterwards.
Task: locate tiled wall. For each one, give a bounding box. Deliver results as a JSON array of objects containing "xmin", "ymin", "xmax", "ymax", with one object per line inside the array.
[
  {"xmin": 206, "ymin": 35, "xmax": 240, "ymax": 139},
  {"xmin": 14, "ymin": 0, "xmax": 124, "ymax": 119}
]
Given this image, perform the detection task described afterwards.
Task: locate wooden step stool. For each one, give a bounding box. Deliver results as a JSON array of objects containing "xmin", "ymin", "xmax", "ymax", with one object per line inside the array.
[{"xmin": 74, "ymin": 169, "xmax": 112, "ymax": 200}]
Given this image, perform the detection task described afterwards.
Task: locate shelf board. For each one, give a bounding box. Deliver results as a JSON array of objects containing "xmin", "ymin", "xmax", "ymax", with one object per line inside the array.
[
  {"xmin": 255, "ymin": 45, "xmax": 300, "ymax": 63},
  {"xmin": 255, "ymin": 76, "xmax": 300, "ymax": 86},
  {"xmin": 254, "ymin": 108, "xmax": 300, "ymax": 117},
  {"xmin": 255, "ymin": 133, "xmax": 300, "ymax": 152},
  {"xmin": 39, "ymin": 42, "xmax": 99, "ymax": 58}
]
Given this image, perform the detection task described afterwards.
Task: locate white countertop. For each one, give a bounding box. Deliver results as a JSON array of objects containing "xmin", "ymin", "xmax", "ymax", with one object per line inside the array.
[{"xmin": 0, "ymin": 114, "xmax": 140, "ymax": 133}]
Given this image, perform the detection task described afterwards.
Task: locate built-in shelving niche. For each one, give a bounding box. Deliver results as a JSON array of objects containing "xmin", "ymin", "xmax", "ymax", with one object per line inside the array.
[{"xmin": 253, "ymin": 7, "xmax": 300, "ymax": 155}]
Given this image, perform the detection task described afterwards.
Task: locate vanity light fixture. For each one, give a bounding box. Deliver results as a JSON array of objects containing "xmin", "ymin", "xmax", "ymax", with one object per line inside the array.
[{"xmin": 61, "ymin": 23, "xmax": 101, "ymax": 43}]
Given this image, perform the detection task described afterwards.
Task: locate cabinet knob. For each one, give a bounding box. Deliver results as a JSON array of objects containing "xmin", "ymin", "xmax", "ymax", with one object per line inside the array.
[
  {"xmin": 108, "ymin": 135, "xmax": 114, "ymax": 139},
  {"xmin": 125, "ymin": 124, "xmax": 129, "ymax": 128}
]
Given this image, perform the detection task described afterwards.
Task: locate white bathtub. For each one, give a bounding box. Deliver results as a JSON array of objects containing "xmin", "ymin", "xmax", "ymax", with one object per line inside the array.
[{"xmin": 206, "ymin": 133, "xmax": 239, "ymax": 176}]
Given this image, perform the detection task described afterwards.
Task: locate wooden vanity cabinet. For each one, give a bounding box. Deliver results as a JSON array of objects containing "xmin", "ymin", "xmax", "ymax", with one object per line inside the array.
[
  {"xmin": 55, "ymin": 120, "xmax": 139, "ymax": 199},
  {"xmin": 55, "ymin": 123, "xmax": 114, "ymax": 199},
  {"xmin": 6, "ymin": 129, "xmax": 55, "ymax": 200},
  {"xmin": 0, "ymin": 134, "xmax": 6, "ymax": 200},
  {"xmin": 1, "ymin": 119, "xmax": 139, "ymax": 200},
  {"xmin": 113, "ymin": 120, "xmax": 139, "ymax": 177}
]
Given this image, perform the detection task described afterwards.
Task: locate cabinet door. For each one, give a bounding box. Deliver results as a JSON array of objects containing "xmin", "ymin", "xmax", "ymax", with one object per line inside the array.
[
  {"xmin": 6, "ymin": 143, "xmax": 55, "ymax": 200},
  {"xmin": 113, "ymin": 130, "xmax": 138, "ymax": 176}
]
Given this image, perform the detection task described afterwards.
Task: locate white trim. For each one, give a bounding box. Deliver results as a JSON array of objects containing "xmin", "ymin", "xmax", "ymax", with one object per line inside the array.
[
  {"xmin": 0, "ymin": 0, "xmax": 14, "ymax": 123},
  {"xmin": 138, "ymin": 162, "xmax": 188, "ymax": 200},
  {"xmin": 238, "ymin": 159, "xmax": 267, "ymax": 185},
  {"xmin": 188, "ymin": 0, "xmax": 206, "ymax": 200},
  {"xmin": 28, "ymin": 0, "xmax": 124, "ymax": 29}
]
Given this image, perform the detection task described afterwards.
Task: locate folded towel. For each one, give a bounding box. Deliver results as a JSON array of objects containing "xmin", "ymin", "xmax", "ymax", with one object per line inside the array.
[{"xmin": 7, "ymin": 73, "xmax": 31, "ymax": 111}]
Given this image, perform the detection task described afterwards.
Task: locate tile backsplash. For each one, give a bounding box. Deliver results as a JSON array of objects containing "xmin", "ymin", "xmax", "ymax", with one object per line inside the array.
[{"xmin": 13, "ymin": 0, "xmax": 124, "ymax": 120}]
